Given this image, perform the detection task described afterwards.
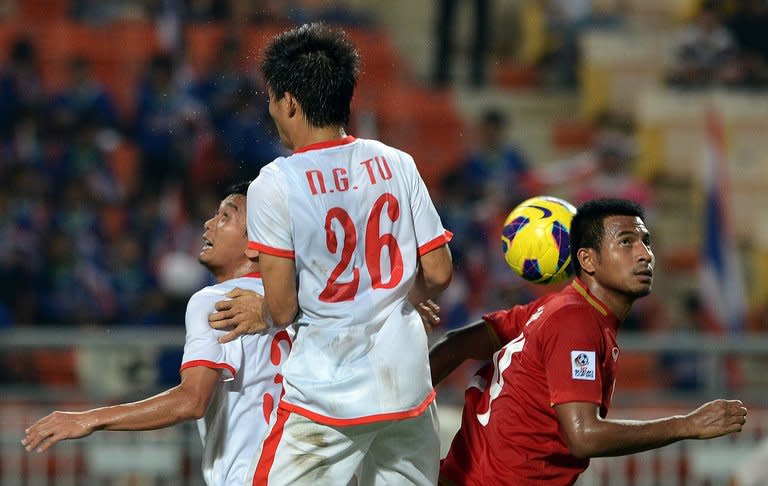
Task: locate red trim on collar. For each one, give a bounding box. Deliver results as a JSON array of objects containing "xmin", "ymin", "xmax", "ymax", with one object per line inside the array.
[
  {"xmin": 242, "ymin": 272, "xmax": 262, "ymax": 278},
  {"xmin": 293, "ymin": 135, "xmax": 356, "ymax": 154},
  {"xmin": 571, "ymin": 278, "xmax": 619, "ymax": 323}
]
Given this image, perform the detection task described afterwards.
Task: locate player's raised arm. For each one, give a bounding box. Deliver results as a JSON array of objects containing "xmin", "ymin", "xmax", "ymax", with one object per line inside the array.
[
  {"xmin": 429, "ymin": 320, "xmax": 500, "ymax": 386},
  {"xmin": 22, "ymin": 367, "xmax": 220, "ymax": 453},
  {"xmin": 555, "ymin": 399, "xmax": 747, "ymax": 459}
]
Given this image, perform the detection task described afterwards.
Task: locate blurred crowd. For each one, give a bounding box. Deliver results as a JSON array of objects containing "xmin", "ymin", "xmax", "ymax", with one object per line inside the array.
[
  {"xmin": 2, "ymin": 0, "xmax": 765, "ymax": 339},
  {"xmin": 667, "ymin": 0, "xmax": 768, "ymax": 89}
]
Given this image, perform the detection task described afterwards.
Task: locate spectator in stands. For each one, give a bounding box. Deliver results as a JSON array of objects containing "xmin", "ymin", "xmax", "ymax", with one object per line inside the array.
[
  {"xmin": 220, "ymin": 79, "xmax": 284, "ymax": 171},
  {"xmin": 726, "ymin": 0, "xmax": 768, "ymax": 88},
  {"xmin": 134, "ymin": 53, "xmax": 202, "ymax": 191},
  {"xmin": 433, "ymin": 0, "xmax": 491, "ymax": 87},
  {"xmin": 50, "ymin": 56, "xmax": 119, "ymax": 132},
  {"xmin": 186, "ymin": 37, "xmax": 247, "ymax": 130},
  {"xmin": 571, "ymin": 130, "xmax": 653, "ymax": 209},
  {"xmin": 543, "ymin": 0, "xmax": 623, "ymax": 87},
  {"xmin": 460, "ymin": 108, "xmax": 531, "ymax": 205},
  {"xmin": 0, "ymin": 38, "xmax": 44, "ymax": 143},
  {"xmin": 667, "ymin": 1, "xmax": 744, "ymax": 88}
]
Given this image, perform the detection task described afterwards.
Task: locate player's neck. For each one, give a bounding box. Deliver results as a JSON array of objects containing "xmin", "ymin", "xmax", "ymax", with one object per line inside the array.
[
  {"xmin": 214, "ymin": 262, "xmax": 259, "ymax": 283},
  {"xmin": 290, "ymin": 126, "xmax": 346, "ymax": 151},
  {"xmin": 582, "ymin": 277, "xmax": 634, "ymax": 321}
]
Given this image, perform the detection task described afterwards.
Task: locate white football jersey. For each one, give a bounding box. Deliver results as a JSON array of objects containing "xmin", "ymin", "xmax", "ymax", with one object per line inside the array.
[
  {"xmin": 247, "ymin": 136, "xmax": 451, "ymax": 424},
  {"xmin": 180, "ymin": 274, "xmax": 292, "ymax": 485}
]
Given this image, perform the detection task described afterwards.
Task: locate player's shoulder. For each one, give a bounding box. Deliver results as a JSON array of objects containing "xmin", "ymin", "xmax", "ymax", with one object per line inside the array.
[
  {"xmin": 187, "ymin": 282, "xmax": 229, "ymax": 309},
  {"xmin": 256, "ymin": 157, "xmax": 289, "ymax": 176},
  {"xmin": 530, "ymin": 284, "xmax": 606, "ymax": 336},
  {"xmin": 356, "ymin": 137, "xmax": 415, "ymax": 163}
]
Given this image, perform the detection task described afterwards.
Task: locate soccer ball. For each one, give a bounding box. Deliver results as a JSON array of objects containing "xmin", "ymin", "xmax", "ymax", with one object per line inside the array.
[{"xmin": 501, "ymin": 196, "xmax": 577, "ymax": 284}]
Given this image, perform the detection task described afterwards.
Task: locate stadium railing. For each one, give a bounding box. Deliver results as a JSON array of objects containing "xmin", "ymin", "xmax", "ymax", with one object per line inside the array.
[{"xmin": 2, "ymin": 328, "xmax": 767, "ymax": 484}]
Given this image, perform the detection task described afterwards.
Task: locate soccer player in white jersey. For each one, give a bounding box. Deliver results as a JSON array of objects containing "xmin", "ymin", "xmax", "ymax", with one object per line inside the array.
[
  {"xmin": 209, "ymin": 23, "xmax": 453, "ymax": 485},
  {"xmin": 21, "ymin": 182, "xmax": 292, "ymax": 485}
]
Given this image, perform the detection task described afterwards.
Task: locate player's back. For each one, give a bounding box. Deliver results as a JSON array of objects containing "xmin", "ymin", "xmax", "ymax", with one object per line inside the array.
[
  {"xmin": 183, "ymin": 276, "xmax": 292, "ymax": 485},
  {"xmin": 251, "ymin": 136, "xmax": 449, "ymax": 423}
]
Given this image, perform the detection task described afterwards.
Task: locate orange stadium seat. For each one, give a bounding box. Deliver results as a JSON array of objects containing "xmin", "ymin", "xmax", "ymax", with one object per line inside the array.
[
  {"xmin": 108, "ymin": 141, "xmax": 140, "ymax": 193},
  {"xmin": 551, "ymin": 118, "xmax": 595, "ymax": 151},
  {"xmin": 184, "ymin": 23, "xmax": 228, "ymax": 75},
  {"xmin": 241, "ymin": 23, "xmax": 293, "ymax": 69},
  {"xmin": 493, "ymin": 60, "xmax": 541, "ymax": 90},
  {"xmin": 19, "ymin": 0, "xmax": 69, "ymax": 22},
  {"xmin": 109, "ymin": 20, "xmax": 162, "ymax": 63},
  {"xmin": 32, "ymin": 350, "xmax": 78, "ymax": 386}
]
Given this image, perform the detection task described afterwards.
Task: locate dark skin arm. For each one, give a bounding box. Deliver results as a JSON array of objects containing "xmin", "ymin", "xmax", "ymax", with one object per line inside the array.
[
  {"xmin": 22, "ymin": 367, "xmax": 220, "ymax": 452},
  {"xmin": 429, "ymin": 320, "xmax": 500, "ymax": 386},
  {"xmin": 555, "ymin": 399, "xmax": 747, "ymax": 459}
]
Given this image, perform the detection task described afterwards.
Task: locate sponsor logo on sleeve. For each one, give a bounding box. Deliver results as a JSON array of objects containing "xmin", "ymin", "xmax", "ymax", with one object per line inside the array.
[{"xmin": 571, "ymin": 350, "xmax": 596, "ymax": 380}]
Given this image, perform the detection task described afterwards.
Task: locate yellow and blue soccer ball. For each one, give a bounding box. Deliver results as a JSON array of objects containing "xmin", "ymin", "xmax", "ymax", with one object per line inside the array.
[{"xmin": 501, "ymin": 196, "xmax": 577, "ymax": 284}]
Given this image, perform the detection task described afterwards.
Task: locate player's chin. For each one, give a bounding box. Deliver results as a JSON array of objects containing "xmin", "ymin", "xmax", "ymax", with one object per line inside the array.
[{"xmin": 629, "ymin": 283, "xmax": 652, "ymax": 298}]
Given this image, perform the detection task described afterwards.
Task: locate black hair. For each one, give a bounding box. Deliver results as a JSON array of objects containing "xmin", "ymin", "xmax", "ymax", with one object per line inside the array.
[
  {"xmin": 260, "ymin": 23, "xmax": 360, "ymax": 127},
  {"xmin": 570, "ymin": 198, "xmax": 645, "ymax": 276},
  {"xmin": 225, "ymin": 180, "xmax": 250, "ymax": 198}
]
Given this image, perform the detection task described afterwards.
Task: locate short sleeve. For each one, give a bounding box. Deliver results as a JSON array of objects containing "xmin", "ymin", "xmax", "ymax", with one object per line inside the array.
[
  {"xmin": 180, "ymin": 290, "xmax": 244, "ymax": 381},
  {"xmin": 247, "ymin": 163, "xmax": 294, "ymax": 258},
  {"xmin": 540, "ymin": 307, "xmax": 604, "ymax": 406},
  {"xmin": 483, "ymin": 306, "xmax": 529, "ymax": 346},
  {"xmin": 404, "ymin": 153, "xmax": 452, "ymax": 255}
]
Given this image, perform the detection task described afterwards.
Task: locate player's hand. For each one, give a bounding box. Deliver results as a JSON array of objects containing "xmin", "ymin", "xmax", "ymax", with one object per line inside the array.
[
  {"xmin": 416, "ymin": 299, "xmax": 441, "ymax": 333},
  {"xmin": 209, "ymin": 288, "xmax": 268, "ymax": 343},
  {"xmin": 22, "ymin": 411, "xmax": 95, "ymax": 453},
  {"xmin": 685, "ymin": 399, "xmax": 747, "ymax": 439}
]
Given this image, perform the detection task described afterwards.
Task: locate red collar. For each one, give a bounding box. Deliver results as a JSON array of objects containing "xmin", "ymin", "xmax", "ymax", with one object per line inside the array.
[
  {"xmin": 571, "ymin": 278, "xmax": 619, "ymax": 325},
  {"xmin": 294, "ymin": 135, "xmax": 356, "ymax": 154},
  {"xmin": 242, "ymin": 272, "xmax": 261, "ymax": 278}
]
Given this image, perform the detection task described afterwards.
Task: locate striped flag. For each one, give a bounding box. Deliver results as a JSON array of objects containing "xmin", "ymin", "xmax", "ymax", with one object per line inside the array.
[{"xmin": 699, "ymin": 107, "xmax": 746, "ymax": 332}]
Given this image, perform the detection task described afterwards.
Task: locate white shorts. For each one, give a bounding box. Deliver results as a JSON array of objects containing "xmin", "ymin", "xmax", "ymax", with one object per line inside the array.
[{"xmin": 249, "ymin": 402, "xmax": 440, "ymax": 485}]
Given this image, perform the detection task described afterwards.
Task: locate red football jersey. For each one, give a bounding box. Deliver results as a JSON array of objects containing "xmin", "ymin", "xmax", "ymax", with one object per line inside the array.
[{"xmin": 440, "ymin": 279, "xmax": 621, "ymax": 486}]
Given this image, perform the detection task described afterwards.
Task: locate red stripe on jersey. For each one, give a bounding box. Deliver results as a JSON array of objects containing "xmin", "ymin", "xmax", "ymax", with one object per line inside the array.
[
  {"xmin": 418, "ymin": 231, "xmax": 453, "ymax": 256},
  {"xmin": 293, "ymin": 135, "xmax": 357, "ymax": 154},
  {"xmin": 248, "ymin": 241, "xmax": 295, "ymax": 259},
  {"xmin": 179, "ymin": 360, "xmax": 236, "ymax": 378},
  {"xmin": 243, "ymin": 272, "xmax": 262, "ymax": 278},
  {"xmin": 252, "ymin": 406, "xmax": 291, "ymax": 485},
  {"xmin": 278, "ymin": 389, "xmax": 436, "ymax": 426}
]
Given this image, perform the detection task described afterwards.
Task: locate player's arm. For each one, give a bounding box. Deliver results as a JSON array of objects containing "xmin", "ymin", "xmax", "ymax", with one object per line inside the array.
[
  {"xmin": 554, "ymin": 399, "xmax": 747, "ymax": 459},
  {"xmin": 409, "ymin": 244, "xmax": 452, "ymax": 305},
  {"xmin": 22, "ymin": 366, "xmax": 220, "ymax": 453},
  {"xmin": 260, "ymin": 253, "xmax": 298, "ymax": 327},
  {"xmin": 429, "ymin": 320, "xmax": 501, "ymax": 386}
]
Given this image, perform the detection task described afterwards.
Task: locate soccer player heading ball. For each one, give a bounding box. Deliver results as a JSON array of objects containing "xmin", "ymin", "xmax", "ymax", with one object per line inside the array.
[
  {"xmin": 433, "ymin": 198, "xmax": 747, "ymax": 486},
  {"xmin": 214, "ymin": 23, "xmax": 453, "ymax": 485}
]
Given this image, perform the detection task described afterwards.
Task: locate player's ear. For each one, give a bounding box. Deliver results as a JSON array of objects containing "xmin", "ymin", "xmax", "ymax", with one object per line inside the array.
[
  {"xmin": 245, "ymin": 248, "xmax": 260, "ymax": 262},
  {"xmin": 577, "ymin": 247, "xmax": 596, "ymax": 275},
  {"xmin": 284, "ymin": 92, "xmax": 299, "ymax": 118}
]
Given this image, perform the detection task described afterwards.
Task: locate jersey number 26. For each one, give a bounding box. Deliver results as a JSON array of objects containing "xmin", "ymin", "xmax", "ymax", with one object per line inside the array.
[{"xmin": 320, "ymin": 192, "xmax": 404, "ymax": 303}]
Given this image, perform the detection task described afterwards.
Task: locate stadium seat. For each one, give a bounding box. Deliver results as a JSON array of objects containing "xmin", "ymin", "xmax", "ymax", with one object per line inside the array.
[{"xmin": 184, "ymin": 23, "xmax": 228, "ymax": 76}]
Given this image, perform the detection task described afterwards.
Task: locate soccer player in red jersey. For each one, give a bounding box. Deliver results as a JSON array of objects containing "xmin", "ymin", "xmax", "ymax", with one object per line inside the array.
[{"xmin": 432, "ymin": 198, "xmax": 747, "ymax": 486}]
